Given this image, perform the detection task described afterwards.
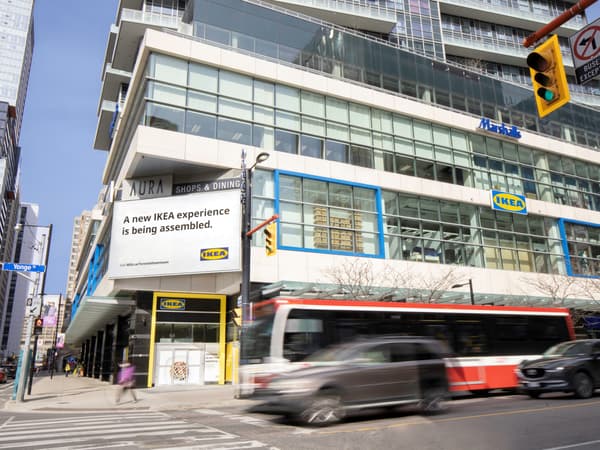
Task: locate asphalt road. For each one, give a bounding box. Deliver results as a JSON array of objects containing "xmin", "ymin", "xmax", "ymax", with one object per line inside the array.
[{"xmin": 2, "ymin": 384, "xmax": 600, "ymax": 449}]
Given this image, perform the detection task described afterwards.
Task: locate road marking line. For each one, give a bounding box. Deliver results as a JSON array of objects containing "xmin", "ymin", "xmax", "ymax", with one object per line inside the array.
[
  {"xmin": 317, "ymin": 399, "xmax": 600, "ymax": 435},
  {"xmin": 195, "ymin": 409, "xmax": 227, "ymax": 415},
  {"xmin": 53, "ymin": 442, "xmax": 136, "ymax": 450},
  {"xmin": 0, "ymin": 416, "xmax": 14, "ymax": 429},
  {"xmin": 161, "ymin": 441, "xmax": 273, "ymax": 449},
  {"xmin": 541, "ymin": 439, "xmax": 600, "ymax": 450}
]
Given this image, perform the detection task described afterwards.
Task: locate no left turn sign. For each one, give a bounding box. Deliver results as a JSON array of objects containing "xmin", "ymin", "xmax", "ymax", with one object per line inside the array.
[
  {"xmin": 573, "ymin": 26, "xmax": 600, "ymax": 62},
  {"xmin": 570, "ymin": 18, "xmax": 600, "ymax": 84}
]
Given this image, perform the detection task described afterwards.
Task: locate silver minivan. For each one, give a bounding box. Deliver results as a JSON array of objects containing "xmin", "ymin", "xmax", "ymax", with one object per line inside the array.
[{"xmin": 259, "ymin": 336, "xmax": 450, "ymax": 425}]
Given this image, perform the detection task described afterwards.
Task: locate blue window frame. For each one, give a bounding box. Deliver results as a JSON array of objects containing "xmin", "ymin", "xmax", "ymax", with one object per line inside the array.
[{"xmin": 274, "ymin": 170, "xmax": 384, "ymax": 258}]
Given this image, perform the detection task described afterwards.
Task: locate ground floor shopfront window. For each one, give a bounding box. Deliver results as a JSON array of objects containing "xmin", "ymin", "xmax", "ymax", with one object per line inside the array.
[{"xmin": 148, "ymin": 293, "xmax": 228, "ymax": 387}]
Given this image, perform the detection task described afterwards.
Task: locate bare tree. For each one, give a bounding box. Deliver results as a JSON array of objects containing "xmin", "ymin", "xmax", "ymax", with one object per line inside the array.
[
  {"xmin": 520, "ymin": 275, "xmax": 600, "ymax": 336},
  {"xmin": 421, "ymin": 267, "xmax": 463, "ymax": 303},
  {"xmin": 324, "ymin": 260, "xmax": 463, "ymax": 303},
  {"xmin": 582, "ymin": 278, "xmax": 600, "ymax": 305},
  {"xmin": 323, "ymin": 258, "xmax": 377, "ymax": 298},
  {"xmin": 522, "ymin": 273, "xmax": 586, "ymax": 307}
]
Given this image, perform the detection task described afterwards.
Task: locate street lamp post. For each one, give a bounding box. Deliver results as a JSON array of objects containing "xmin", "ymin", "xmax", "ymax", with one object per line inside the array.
[
  {"xmin": 239, "ymin": 149, "xmax": 269, "ymax": 365},
  {"xmin": 451, "ymin": 279, "xmax": 475, "ymax": 305},
  {"xmin": 13, "ymin": 223, "xmax": 52, "ymax": 402}
]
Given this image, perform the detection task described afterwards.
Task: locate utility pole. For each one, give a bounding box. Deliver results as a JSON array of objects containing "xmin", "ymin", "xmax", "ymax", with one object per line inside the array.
[
  {"xmin": 239, "ymin": 150, "xmax": 269, "ymax": 369},
  {"xmin": 12, "ymin": 223, "xmax": 52, "ymax": 402},
  {"xmin": 27, "ymin": 224, "xmax": 52, "ymax": 394}
]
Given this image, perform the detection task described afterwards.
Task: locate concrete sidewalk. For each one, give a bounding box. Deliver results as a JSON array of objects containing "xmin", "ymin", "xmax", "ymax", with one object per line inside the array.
[{"xmin": 3, "ymin": 373, "xmax": 258, "ymax": 413}]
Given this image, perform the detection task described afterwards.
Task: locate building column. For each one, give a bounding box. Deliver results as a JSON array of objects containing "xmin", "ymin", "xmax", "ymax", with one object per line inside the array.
[
  {"xmin": 100, "ymin": 324, "xmax": 114, "ymax": 382},
  {"xmin": 93, "ymin": 330, "xmax": 103, "ymax": 379},
  {"xmin": 86, "ymin": 336, "xmax": 95, "ymax": 378},
  {"xmin": 130, "ymin": 292, "xmax": 152, "ymax": 387}
]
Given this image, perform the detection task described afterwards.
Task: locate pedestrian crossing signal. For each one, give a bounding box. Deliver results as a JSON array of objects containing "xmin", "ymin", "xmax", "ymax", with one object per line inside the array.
[
  {"xmin": 264, "ymin": 222, "xmax": 277, "ymax": 256},
  {"xmin": 526, "ymin": 35, "xmax": 570, "ymax": 118}
]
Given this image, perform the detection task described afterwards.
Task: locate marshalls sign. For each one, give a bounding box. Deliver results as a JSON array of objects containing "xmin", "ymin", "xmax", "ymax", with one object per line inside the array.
[{"xmin": 108, "ymin": 190, "xmax": 241, "ymax": 278}]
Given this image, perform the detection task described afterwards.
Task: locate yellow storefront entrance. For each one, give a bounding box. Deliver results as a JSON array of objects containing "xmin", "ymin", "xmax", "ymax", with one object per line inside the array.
[{"xmin": 147, "ymin": 292, "xmax": 226, "ymax": 387}]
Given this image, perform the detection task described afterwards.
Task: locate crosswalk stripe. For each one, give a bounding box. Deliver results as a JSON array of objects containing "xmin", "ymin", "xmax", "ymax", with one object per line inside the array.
[
  {"xmin": 0, "ymin": 428, "xmax": 194, "ymax": 449},
  {"xmin": 0, "ymin": 411, "xmax": 274, "ymax": 450},
  {"xmin": 3, "ymin": 415, "xmax": 178, "ymax": 430},
  {"xmin": 0, "ymin": 422, "xmax": 195, "ymax": 440},
  {"xmin": 3, "ymin": 413, "xmax": 168, "ymax": 427}
]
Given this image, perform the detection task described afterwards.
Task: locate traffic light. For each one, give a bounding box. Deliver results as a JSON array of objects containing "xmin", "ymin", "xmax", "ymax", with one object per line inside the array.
[
  {"xmin": 526, "ymin": 34, "xmax": 570, "ymax": 118},
  {"xmin": 264, "ymin": 222, "xmax": 277, "ymax": 256},
  {"xmin": 232, "ymin": 308, "xmax": 242, "ymax": 327},
  {"xmin": 34, "ymin": 317, "xmax": 43, "ymax": 335}
]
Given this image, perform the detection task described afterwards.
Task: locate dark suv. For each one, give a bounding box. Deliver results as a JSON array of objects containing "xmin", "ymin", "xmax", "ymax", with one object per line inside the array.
[
  {"xmin": 516, "ymin": 339, "xmax": 600, "ymax": 399},
  {"xmin": 259, "ymin": 336, "xmax": 450, "ymax": 425}
]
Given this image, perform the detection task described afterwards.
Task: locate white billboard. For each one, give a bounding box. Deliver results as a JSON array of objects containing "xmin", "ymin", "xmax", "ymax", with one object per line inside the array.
[{"xmin": 108, "ymin": 190, "xmax": 241, "ymax": 278}]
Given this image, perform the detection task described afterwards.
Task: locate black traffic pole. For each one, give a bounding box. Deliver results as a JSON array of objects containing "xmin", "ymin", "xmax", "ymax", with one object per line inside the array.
[
  {"xmin": 27, "ymin": 224, "xmax": 52, "ymax": 394},
  {"xmin": 239, "ymin": 150, "xmax": 269, "ymax": 367},
  {"xmin": 239, "ymin": 160, "xmax": 251, "ymax": 365}
]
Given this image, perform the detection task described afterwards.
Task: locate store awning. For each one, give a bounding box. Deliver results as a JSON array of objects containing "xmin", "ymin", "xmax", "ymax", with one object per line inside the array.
[
  {"xmin": 260, "ymin": 281, "xmax": 600, "ymax": 312},
  {"xmin": 65, "ymin": 296, "xmax": 135, "ymax": 345}
]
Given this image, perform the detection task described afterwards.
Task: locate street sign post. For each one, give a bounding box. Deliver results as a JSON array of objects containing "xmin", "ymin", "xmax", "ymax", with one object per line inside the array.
[
  {"xmin": 1, "ymin": 262, "xmax": 45, "ymax": 273},
  {"xmin": 570, "ymin": 17, "xmax": 600, "ymax": 85}
]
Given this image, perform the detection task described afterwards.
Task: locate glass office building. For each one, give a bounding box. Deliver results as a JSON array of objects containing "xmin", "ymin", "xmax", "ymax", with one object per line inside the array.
[
  {"xmin": 66, "ymin": 0, "xmax": 600, "ymax": 387},
  {"xmin": 0, "ymin": 0, "xmax": 35, "ymax": 361}
]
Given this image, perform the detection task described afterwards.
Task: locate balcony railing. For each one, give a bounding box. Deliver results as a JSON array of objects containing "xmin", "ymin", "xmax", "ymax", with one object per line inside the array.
[
  {"xmin": 438, "ymin": 0, "xmax": 584, "ymax": 30},
  {"xmin": 119, "ymin": 8, "xmax": 180, "ymax": 29},
  {"xmin": 266, "ymin": 0, "xmax": 399, "ymax": 20}
]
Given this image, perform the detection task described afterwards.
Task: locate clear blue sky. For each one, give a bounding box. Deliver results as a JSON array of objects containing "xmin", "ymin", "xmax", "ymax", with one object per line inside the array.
[
  {"xmin": 587, "ymin": 2, "xmax": 600, "ymax": 21},
  {"xmin": 19, "ymin": 1, "xmax": 119, "ymax": 294}
]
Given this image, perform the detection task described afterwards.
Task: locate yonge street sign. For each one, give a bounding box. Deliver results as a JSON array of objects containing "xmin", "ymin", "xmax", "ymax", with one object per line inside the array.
[{"xmin": 2, "ymin": 262, "xmax": 45, "ymax": 273}]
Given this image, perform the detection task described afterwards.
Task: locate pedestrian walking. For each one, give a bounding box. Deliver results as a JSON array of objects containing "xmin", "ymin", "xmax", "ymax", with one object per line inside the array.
[
  {"xmin": 65, "ymin": 361, "xmax": 71, "ymax": 377},
  {"xmin": 116, "ymin": 361, "xmax": 137, "ymax": 404}
]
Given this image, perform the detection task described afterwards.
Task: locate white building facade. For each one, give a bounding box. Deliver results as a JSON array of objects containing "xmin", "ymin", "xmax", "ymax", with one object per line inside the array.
[{"xmin": 66, "ymin": 0, "xmax": 600, "ymax": 387}]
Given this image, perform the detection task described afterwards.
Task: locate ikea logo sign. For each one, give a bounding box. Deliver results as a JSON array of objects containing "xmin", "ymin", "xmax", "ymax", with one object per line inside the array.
[
  {"xmin": 491, "ymin": 190, "xmax": 527, "ymax": 215},
  {"xmin": 159, "ymin": 298, "xmax": 186, "ymax": 310},
  {"xmin": 200, "ymin": 247, "xmax": 229, "ymax": 261}
]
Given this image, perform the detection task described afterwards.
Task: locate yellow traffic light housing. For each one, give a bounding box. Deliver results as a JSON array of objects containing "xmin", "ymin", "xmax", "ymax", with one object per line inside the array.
[
  {"xmin": 264, "ymin": 222, "xmax": 277, "ymax": 256},
  {"xmin": 232, "ymin": 308, "xmax": 242, "ymax": 327},
  {"xmin": 526, "ymin": 35, "xmax": 570, "ymax": 118}
]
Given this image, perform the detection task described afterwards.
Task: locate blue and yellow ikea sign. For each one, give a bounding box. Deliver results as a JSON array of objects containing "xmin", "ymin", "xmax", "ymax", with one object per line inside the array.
[
  {"xmin": 491, "ymin": 190, "xmax": 527, "ymax": 215},
  {"xmin": 159, "ymin": 298, "xmax": 186, "ymax": 311},
  {"xmin": 200, "ymin": 247, "xmax": 229, "ymax": 261}
]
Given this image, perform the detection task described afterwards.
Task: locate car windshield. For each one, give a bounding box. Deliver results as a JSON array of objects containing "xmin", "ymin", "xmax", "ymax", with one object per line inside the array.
[{"xmin": 543, "ymin": 341, "xmax": 592, "ymax": 357}]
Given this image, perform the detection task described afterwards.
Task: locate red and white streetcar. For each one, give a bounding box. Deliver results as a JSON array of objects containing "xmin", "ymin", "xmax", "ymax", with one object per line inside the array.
[{"xmin": 237, "ymin": 297, "xmax": 574, "ymax": 397}]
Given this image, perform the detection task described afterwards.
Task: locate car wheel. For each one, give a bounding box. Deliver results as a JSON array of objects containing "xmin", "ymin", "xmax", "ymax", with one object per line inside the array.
[
  {"xmin": 298, "ymin": 393, "xmax": 345, "ymax": 426},
  {"xmin": 527, "ymin": 391, "xmax": 541, "ymax": 399},
  {"xmin": 420, "ymin": 390, "xmax": 447, "ymax": 414},
  {"xmin": 572, "ymin": 372, "xmax": 594, "ymax": 399}
]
